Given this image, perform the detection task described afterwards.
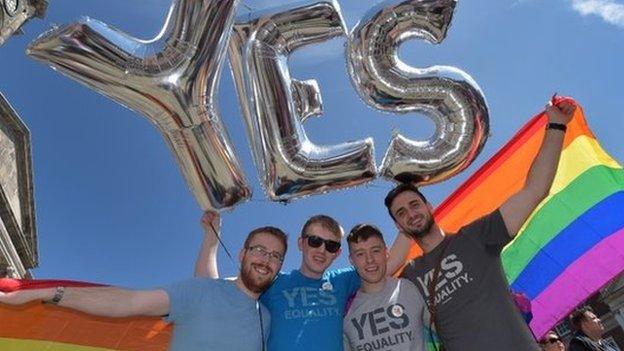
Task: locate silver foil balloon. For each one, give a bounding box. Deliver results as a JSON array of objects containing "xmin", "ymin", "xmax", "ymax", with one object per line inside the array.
[
  {"xmin": 26, "ymin": 0, "xmax": 250, "ymax": 211},
  {"xmin": 347, "ymin": 0, "xmax": 489, "ymax": 185},
  {"xmin": 229, "ymin": 0, "xmax": 376, "ymax": 202}
]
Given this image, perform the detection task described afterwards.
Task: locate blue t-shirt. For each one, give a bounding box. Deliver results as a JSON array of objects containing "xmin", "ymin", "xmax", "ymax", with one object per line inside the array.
[
  {"xmin": 164, "ymin": 278, "xmax": 270, "ymax": 351},
  {"xmin": 260, "ymin": 268, "xmax": 360, "ymax": 351}
]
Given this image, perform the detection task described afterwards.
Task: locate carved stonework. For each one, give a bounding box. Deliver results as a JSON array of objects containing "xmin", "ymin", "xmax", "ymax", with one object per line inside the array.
[
  {"xmin": 0, "ymin": 92, "xmax": 36, "ymax": 278},
  {"xmin": 0, "ymin": 0, "xmax": 47, "ymax": 46}
]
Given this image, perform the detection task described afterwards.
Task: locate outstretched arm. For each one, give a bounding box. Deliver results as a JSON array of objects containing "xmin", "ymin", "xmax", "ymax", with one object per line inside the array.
[
  {"xmin": 0, "ymin": 286, "xmax": 169, "ymax": 318},
  {"xmin": 500, "ymin": 100, "xmax": 576, "ymax": 237},
  {"xmin": 386, "ymin": 230, "xmax": 413, "ymax": 276},
  {"xmin": 194, "ymin": 211, "xmax": 221, "ymax": 278}
]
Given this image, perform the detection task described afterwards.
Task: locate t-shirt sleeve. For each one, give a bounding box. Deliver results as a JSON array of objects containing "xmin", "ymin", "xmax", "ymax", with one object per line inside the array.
[
  {"xmin": 462, "ymin": 209, "xmax": 510, "ymax": 251},
  {"xmin": 399, "ymin": 260, "xmax": 417, "ymax": 282},
  {"xmin": 163, "ymin": 278, "xmax": 208, "ymax": 323},
  {"xmin": 331, "ymin": 267, "xmax": 361, "ymax": 295}
]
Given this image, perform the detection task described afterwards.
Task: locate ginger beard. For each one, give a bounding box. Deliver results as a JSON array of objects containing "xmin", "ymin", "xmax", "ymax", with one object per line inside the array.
[{"xmin": 240, "ymin": 253, "xmax": 276, "ymax": 293}]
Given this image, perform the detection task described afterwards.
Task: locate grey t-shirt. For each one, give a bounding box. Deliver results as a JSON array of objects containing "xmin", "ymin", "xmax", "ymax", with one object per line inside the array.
[
  {"xmin": 343, "ymin": 277, "xmax": 427, "ymax": 351},
  {"xmin": 165, "ymin": 278, "xmax": 270, "ymax": 351},
  {"xmin": 400, "ymin": 210, "xmax": 539, "ymax": 351}
]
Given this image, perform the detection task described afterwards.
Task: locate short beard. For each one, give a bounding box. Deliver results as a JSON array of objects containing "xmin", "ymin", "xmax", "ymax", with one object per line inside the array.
[
  {"xmin": 240, "ymin": 263, "xmax": 273, "ymax": 293},
  {"xmin": 406, "ymin": 215, "xmax": 434, "ymax": 240}
]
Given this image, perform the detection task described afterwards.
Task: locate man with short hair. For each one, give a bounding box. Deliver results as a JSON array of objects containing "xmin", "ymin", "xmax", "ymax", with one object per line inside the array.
[
  {"xmin": 196, "ymin": 214, "xmax": 411, "ymax": 351},
  {"xmin": 383, "ymin": 100, "xmax": 576, "ymax": 350},
  {"xmin": 569, "ymin": 307, "xmax": 615, "ymax": 351},
  {"xmin": 343, "ymin": 223, "xmax": 427, "ymax": 351},
  {"xmin": 0, "ymin": 223, "xmax": 288, "ymax": 351}
]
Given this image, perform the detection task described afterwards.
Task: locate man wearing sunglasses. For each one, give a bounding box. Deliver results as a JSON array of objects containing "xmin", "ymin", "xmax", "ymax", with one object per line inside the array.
[
  {"xmin": 539, "ymin": 331, "xmax": 565, "ymax": 351},
  {"xmin": 196, "ymin": 214, "xmax": 411, "ymax": 351}
]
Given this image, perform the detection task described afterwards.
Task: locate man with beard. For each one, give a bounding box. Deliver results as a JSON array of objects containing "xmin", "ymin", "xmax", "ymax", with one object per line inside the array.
[
  {"xmin": 383, "ymin": 99, "xmax": 576, "ymax": 351},
  {"xmin": 196, "ymin": 214, "xmax": 412, "ymax": 351},
  {"xmin": 569, "ymin": 307, "xmax": 616, "ymax": 351},
  {"xmin": 0, "ymin": 225, "xmax": 287, "ymax": 351},
  {"xmin": 343, "ymin": 224, "xmax": 427, "ymax": 351}
]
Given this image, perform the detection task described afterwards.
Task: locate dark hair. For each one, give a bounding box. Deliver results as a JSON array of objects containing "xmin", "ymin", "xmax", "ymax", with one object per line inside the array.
[
  {"xmin": 538, "ymin": 331, "xmax": 559, "ymax": 347},
  {"xmin": 347, "ymin": 224, "xmax": 385, "ymax": 249},
  {"xmin": 244, "ymin": 226, "xmax": 288, "ymax": 254},
  {"xmin": 569, "ymin": 306, "xmax": 593, "ymax": 331},
  {"xmin": 301, "ymin": 215, "xmax": 343, "ymax": 238},
  {"xmin": 384, "ymin": 183, "xmax": 428, "ymax": 220}
]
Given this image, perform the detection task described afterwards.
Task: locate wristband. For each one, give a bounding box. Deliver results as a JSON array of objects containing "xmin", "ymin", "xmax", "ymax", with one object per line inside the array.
[
  {"xmin": 547, "ymin": 122, "xmax": 567, "ymax": 132},
  {"xmin": 46, "ymin": 286, "xmax": 65, "ymax": 305}
]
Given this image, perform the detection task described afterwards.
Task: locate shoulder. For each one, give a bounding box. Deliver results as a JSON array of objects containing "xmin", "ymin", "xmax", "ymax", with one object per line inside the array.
[
  {"xmin": 460, "ymin": 209, "xmax": 505, "ymax": 232},
  {"xmin": 325, "ymin": 266, "xmax": 357, "ymax": 280},
  {"xmin": 401, "ymin": 257, "xmax": 426, "ymax": 277},
  {"xmin": 569, "ymin": 334, "xmax": 594, "ymax": 348},
  {"xmin": 165, "ymin": 277, "xmax": 219, "ymax": 292}
]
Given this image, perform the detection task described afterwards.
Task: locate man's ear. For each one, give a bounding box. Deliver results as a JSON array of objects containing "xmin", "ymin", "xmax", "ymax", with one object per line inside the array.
[
  {"xmin": 239, "ymin": 248, "xmax": 245, "ymax": 265},
  {"xmin": 297, "ymin": 236, "xmax": 303, "ymax": 251}
]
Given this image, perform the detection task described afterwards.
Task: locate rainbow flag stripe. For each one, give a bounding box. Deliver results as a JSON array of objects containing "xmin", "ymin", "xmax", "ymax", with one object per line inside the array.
[
  {"xmin": 405, "ymin": 100, "xmax": 624, "ymax": 338},
  {"xmin": 0, "ymin": 279, "xmax": 172, "ymax": 350}
]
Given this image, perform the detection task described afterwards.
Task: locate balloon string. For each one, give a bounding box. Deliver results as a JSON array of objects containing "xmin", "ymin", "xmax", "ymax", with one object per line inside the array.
[{"xmin": 209, "ymin": 222, "xmax": 235, "ymax": 263}]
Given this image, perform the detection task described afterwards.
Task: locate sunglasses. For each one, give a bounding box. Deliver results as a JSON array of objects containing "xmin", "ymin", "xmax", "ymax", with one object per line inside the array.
[
  {"xmin": 544, "ymin": 337, "xmax": 560, "ymax": 344},
  {"xmin": 303, "ymin": 234, "xmax": 341, "ymax": 253}
]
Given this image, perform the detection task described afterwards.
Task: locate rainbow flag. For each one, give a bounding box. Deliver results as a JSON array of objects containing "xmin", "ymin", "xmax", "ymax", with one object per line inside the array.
[
  {"xmin": 404, "ymin": 99, "xmax": 624, "ymax": 338},
  {"xmin": 0, "ymin": 279, "xmax": 172, "ymax": 350}
]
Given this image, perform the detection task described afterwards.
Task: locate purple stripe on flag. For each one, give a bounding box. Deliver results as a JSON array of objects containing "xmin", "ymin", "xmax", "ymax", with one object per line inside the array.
[{"xmin": 529, "ymin": 227, "xmax": 624, "ymax": 338}]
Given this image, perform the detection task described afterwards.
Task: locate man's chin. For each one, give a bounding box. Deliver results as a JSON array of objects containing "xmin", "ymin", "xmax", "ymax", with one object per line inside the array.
[{"xmin": 248, "ymin": 278, "xmax": 272, "ymax": 293}]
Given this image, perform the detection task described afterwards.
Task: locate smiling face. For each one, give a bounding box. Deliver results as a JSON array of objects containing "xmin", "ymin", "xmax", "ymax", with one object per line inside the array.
[
  {"xmin": 389, "ymin": 190, "xmax": 435, "ymax": 240},
  {"xmin": 349, "ymin": 235, "xmax": 388, "ymax": 286},
  {"xmin": 239, "ymin": 232, "xmax": 285, "ymax": 293},
  {"xmin": 298, "ymin": 222, "xmax": 341, "ymax": 279}
]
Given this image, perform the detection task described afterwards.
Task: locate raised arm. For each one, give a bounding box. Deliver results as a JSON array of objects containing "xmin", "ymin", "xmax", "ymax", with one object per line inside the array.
[
  {"xmin": 500, "ymin": 100, "xmax": 576, "ymax": 236},
  {"xmin": 194, "ymin": 211, "xmax": 221, "ymax": 278},
  {"xmin": 386, "ymin": 230, "xmax": 413, "ymax": 276},
  {"xmin": 0, "ymin": 286, "xmax": 169, "ymax": 318}
]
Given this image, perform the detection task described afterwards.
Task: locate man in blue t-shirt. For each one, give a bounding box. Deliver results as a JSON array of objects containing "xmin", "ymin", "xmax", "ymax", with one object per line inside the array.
[
  {"xmin": 197, "ymin": 214, "xmax": 412, "ymax": 351},
  {"xmin": 0, "ymin": 225, "xmax": 288, "ymax": 351}
]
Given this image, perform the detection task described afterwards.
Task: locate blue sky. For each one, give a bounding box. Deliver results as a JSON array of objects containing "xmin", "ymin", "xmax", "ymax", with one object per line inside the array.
[{"xmin": 0, "ymin": 0, "xmax": 622, "ymax": 289}]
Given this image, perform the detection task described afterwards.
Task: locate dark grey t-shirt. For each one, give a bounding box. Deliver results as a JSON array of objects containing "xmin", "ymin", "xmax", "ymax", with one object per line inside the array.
[{"xmin": 400, "ymin": 210, "xmax": 539, "ymax": 351}]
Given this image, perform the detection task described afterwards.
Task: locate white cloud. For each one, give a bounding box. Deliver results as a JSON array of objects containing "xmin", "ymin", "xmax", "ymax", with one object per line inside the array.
[{"xmin": 570, "ymin": 0, "xmax": 624, "ymax": 27}]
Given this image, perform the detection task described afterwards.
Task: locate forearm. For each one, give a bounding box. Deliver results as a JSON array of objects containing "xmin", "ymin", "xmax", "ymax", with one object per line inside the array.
[
  {"xmin": 58, "ymin": 287, "xmax": 139, "ymax": 317},
  {"xmin": 194, "ymin": 240, "xmax": 219, "ymax": 278},
  {"xmin": 386, "ymin": 232, "xmax": 413, "ymax": 275},
  {"xmin": 195, "ymin": 211, "xmax": 221, "ymax": 278},
  {"xmin": 38, "ymin": 286, "xmax": 166, "ymax": 318},
  {"xmin": 523, "ymin": 128, "xmax": 565, "ymax": 202}
]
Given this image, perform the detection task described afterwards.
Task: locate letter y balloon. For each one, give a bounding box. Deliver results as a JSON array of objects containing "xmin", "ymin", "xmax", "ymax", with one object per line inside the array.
[
  {"xmin": 347, "ymin": 0, "xmax": 489, "ymax": 185},
  {"xmin": 26, "ymin": 0, "xmax": 250, "ymax": 211}
]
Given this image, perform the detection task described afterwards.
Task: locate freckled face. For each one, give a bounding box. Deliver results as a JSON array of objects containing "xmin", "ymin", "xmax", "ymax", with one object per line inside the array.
[
  {"xmin": 299, "ymin": 223, "xmax": 341, "ymax": 277},
  {"xmin": 349, "ymin": 236, "xmax": 388, "ymax": 285}
]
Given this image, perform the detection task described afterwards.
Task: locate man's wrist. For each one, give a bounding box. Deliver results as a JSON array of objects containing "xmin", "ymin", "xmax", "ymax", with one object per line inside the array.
[
  {"xmin": 44, "ymin": 286, "xmax": 65, "ymax": 305},
  {"xmin": 547, "ymin": 122, "xmax": 567, "ymax": 132}
]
